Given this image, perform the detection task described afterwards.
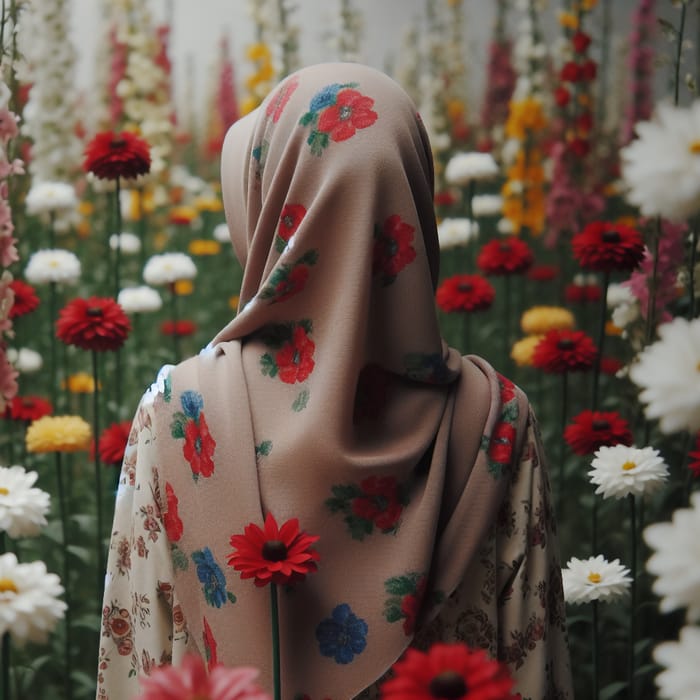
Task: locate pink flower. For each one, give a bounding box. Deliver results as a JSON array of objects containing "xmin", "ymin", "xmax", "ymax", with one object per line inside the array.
[
  {"xmin": 136, "ymin": 654, "xmax": 271, "ymax": 700},
  {"xmin": 0, "ymin": 234, "xmax": 18, "ymax": 267},
  {"xmin": 0, "ymin": 108, "xmax": 18, "ymax": 141},
  {"xmin": 0, "ymin": 346, "xmax": 18, "ymax": 412}
]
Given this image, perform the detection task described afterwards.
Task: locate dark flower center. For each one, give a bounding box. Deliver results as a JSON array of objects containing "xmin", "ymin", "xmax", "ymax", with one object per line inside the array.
[
  {"xmin": 499, "ymin": 242, "xmax": 510, "ymax": 252},
  {"xmin": 110, "ymin": 138, "xmax": 127, "ymax": 149},
  {"xmin": 592, "ymin": 419, "xmax": 610, "ymax": 430},
  {"xmin": 457, "ymin": 283, "xmax": 473, "ymax": 293},
  {"xmin": 262, "ymin": 539, "xmax": 288, "ymax": 562},
  {"xmin": 87, "ymin": 307, "xmax": 104, "ymax": 317},
  {"xmin": 557, "ymin": 339, "xmax": 575, "ymax": 350},
  {"xmin": 339, "ymin": 105, "xmax": 352, "ymax": 120},
  {"xmin": 601, "ymin": 230, "xmax": 621, "ymax": 243},
  {"xmin": 429, "ymin": 670, "xmax": 467, "ymax": 699}
]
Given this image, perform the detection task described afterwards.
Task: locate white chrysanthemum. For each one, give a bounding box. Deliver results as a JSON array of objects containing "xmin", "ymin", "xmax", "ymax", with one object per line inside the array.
[
  {"xmin": 7, "ymin": 348, "xmax": 43, "ymax": 374},
  {"xmin": 644, "ymin": 492, "xmax": 700, "ymax": 620},
  {"xmin": 109, "ymin": 232, "xmax": 141, "ymax": 255},
  {"xmin": 612, "ymin": 302, "xmax": 640, "ymax": 330},
  {"xmin": 497, "ymin": 218, "xmax": 515, "ymax": 235},
  {"xmin": 628, "ymin": 317, "xmax": 700, "ymax": 433},
  {"xmin": 25, "ymin": 182, "xmax": 77, "ymax": 215},
  {"xmin": 24, "ymin": 249, "xmax": 81, "ymax": 285},
  {"xmin": 118, "ymin": 286, "xmax": 162, "ymax": 314},
  {"xmin": 143, "ymin": 253, "xmax": 197, "ymax": 286},
  {"xmin": 654, "ymin": 625, "xmax": 700, "ymax": 700},
  {"xmin": 437, "ymin": 219, "xmax": 479, "ymax": 250},
  {"xmin": 621, "ymin": 101, "xmax": 700, "ymax": 221},
  {"xmin": 0, "ymin": 552, "xmax": 66, "ymax": 644},
  {"xmin": 606, "ymin": 282, "xmax": 636, "ymax": 309},
  {"xmin": 472, "ymin": 194, "xmax": 503, "ymax": 218},
  {"xmin": 562, "ymin": 555, "xmax": 632, "ymax": 604},
  {"xmin": 213, "ymin": 223, "xmax": 231, "ymax": 243},
  {"xmin": 0, "ymin": 465, "xmax": 50, "ymax": 538},
  {"xmin": 445, "ymin": 152, "xmax": 499, "ymax": 185},
  {"xmin": 589, "ymin": 445, "xmax": 669, "ymax": 500}
]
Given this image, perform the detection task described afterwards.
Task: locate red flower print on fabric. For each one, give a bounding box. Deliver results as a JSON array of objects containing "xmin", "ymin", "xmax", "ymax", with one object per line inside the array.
[
  {"xmin": 162, "ymin": 482, "xmax": 183, "ymax": 542},
  {"xmin": 102, "ymin": 602, "xmax": 134, "ymax": 657},
  {"xmin": 372, "ymin": 214, "xmax": 417, "ymax": 286},
  {"xmin": 170, "ymin": 390, "xmax": 217, "ymax": 481},
  {"xmin": 276, "ymin": 203, "xmax": 306, "ymax": 252},
  {"xmin": 481, "ymin": 374, "xmax": 520, "ymax": 479},
  {"xmin": 202, "ymin": 616, "xmax": 218, "ymax": 671},
  {"xmin": 266, "ymin": 75, "xmax": 299, "ymax": 123},
  {"xmin": 276, "ymin": 327, "xmax": 315, "ymax": 383},
  {"xmin": 383, "ymin": 573, "xmax": 445, "ymax": 637},
  {"xmin": 260, "ymin": 250, "xmax": 319, "ymax": 304}
]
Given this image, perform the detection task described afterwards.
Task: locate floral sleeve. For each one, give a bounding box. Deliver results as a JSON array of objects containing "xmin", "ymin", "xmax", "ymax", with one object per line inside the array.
[{"xmin": 96, "ymin": 396, "xmax": 191, "ymax": 699}]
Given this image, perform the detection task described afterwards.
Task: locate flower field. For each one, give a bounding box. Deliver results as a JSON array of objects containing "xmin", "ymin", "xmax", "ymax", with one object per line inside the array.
[{"xmin": 0, "ymin": 0, "xmax": 699, "ymax": 699}]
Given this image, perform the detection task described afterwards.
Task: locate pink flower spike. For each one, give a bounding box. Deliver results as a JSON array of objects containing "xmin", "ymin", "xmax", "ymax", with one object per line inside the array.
[{"xmin": 137, "ymin": 654, "xmax": 272, "ymax": 700}]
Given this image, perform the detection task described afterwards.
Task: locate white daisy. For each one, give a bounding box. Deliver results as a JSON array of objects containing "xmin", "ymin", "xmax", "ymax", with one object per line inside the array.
[
  {"xmin": 7, "ymin": 347, "xmax": 43, "ymax": 374},
  {"xmin": 562, "ymin": 555, "xmax": 632, "ymax": 604},
  {"xmin": 24, "ymin": 249, "xmax": 81, "ymax": 285},
  {"xmin": 589, "ymin": 445, "xmax": 669, "ymax": 500},
  {"xmin": 143, "ymin": 252, "xmax": 197, "ymax": 286},
  {"xmin": 644, "ymin": 492, "xmax": 700, "ymax": 620},
  {"xmin": 628, "ymin": 317, "xmax": 700, "ymax": 433},
  {"xmin": 621, "ymin": 100, "xmax": 700, "ymax": 221},
  {"xmin": 445, "ymin": 152, "xmax": 499, "ymax": 185},
  {"xmin": 654, "ymin": 625, "xmax": 700, "ymax": 700},
  {"xmin": 0, "ymin": 552, "xmax": 66, "ymax": 644},
  {"xmin": 213, "ymin": 223, "xmax": 231, "ymax": 244},
  {"xmin": 606, "ymin": 282, "xmax": 636, "ymax": 309},
  {"xmin": 109, "ymin": 232, "xmax": 141, "ymax": 255},
  {"xmin": 437, "ymin": 219, "xmax": 479, "ymax": 250},
  {"xmin": 25, "ymin": 181, "xmax": 77, "ymax": 215},
  {"xmin": 117, "ymin": 286, "xmax": 162, "ymax": 314},
  {"xmin": 497, "ymin": 217, "xmax": 515, "ymax": 235},
  {"xmin": 0, "ymin": 465, "xmax": 50, "ymax": 538},
  {"xmin": 471, "ymin": 194, "xmax": 504, "ymax": 218}
]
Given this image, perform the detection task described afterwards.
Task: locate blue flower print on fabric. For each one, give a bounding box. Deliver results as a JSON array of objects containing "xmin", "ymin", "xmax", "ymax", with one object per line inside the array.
[
  {"xmin": 309, "ymin": 83, "xmax": 343, "ymax": 111},
  {"xmin": 315, "ymin": 603, "xmax": 368, "ymax": 664},
  {"xmin": 192, "ymin": 547, "xmax": 230, "ymax": 608},
  {"xmin": 181, "ymin": 390, "xmax": 203, "ymax": 421}
]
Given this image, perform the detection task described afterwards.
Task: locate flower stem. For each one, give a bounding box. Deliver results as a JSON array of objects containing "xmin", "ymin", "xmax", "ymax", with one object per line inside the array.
[
  {"xmin": 169, "ymin": 285, "xmax": 181, "ymax": 362},
  {"xmin": 92, "ymin": 349, "xmax": 104, "ymax": 613},
  {"xmin": 270, "ymin": 582, "xmax": 281, "ymax": 700},
  {"xmin": 56, "ymin": 452, "xmax": 73, "ymax": 700},
  {"xmin": 113, "ymin": 178, "xmax": 122, "ymax": 299},
  {"xmin": 673, "ymin": 1, "xmax": 688, "ymax": 107},
  {"xmin": 645, "ymin": 219, "xmax": 662, "ymax": 345},
  {"xmin": 591, "ymin": 271, "xmax": 610, "ymax": 412},
  {"xmin": 558, "ymin": 372, "xmax": 569, "ymax": 517},
  {"xmin": 592, "ymin": 599, "xmax": 599, "ymax": 700},
  {"xmin": 628, "ymin": 493, "xmax": 637, "ymax": 700},
  {"xmin": 48, "ymin": 282, "xmax": 58, "ymax": 410}
]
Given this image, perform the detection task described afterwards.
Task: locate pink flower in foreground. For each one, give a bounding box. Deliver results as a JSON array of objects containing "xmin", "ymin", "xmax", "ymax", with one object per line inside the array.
[{"xmin": 137, "ymin": 654, "xmax": 271, "ymax": 700}]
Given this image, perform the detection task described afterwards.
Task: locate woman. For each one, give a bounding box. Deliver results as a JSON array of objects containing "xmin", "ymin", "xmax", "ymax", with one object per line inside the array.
[{"xmin": 97, "ymin": 63, "xmax": 572, "ymax": 699}]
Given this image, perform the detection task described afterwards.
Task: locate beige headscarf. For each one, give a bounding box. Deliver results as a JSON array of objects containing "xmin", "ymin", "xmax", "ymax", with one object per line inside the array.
[{"xmin": 154, "ymin": 63, "xmax": 528, "ymax": 699}]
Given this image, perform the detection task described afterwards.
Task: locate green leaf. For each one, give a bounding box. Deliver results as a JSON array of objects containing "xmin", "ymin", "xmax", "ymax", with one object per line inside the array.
[
  {"xmin": 260, "ymin": 353, "xmax": 278, "ymax": 377},
  {"xmin": 385, "ymin": 574, "xmax": 418, "ymax": 596},
  {"xmin": 299, "ymin": 111, "xmax": 315, "ymax": 127},
  {"xmin": 227, "ymin": 590, "xmax": 237, "ymax": 604},
  {"xmin": 324, "ymin": 497, "xmax": 346, "ymax": 513},
  {"xmin": 330, "ymin": 483, "xmax": 361, "ymax": 500},
  {"xmin": 384, "ymin": 603, "xmax": 403, "ymax": 623},
  {"xmin": 292, "ymin": 390, "xmax": 309, "ymax": 412},
  {"xmin": 299, "ymin": 318, "xmax": 313, "ymax": 334},
  {"xmin": 657, "ymin": 17, "xmax": 678, "ymax": 40},
  {"xmin": 309, "ymin": 130, "xmax": 329, "ymax": 156},
  {"xmin": 600, "ymin": 681, "xmax": 627, "ymax": 700},
  {"xmin": 348, "ymin": 515, "xmax": 373, "ymax": 540},
  {"xmin": 66, "ymin": 544, "xmax": 91, "ymax": 564},
  {"xmin": 255, "ymin": 440, "xmax": 273, "ymax": 458},
  {"xmin": 170, "ymin": 412, "xmax": 187, "ymax": 439},
  {"xmin": 299, "ymin": 249, "xmax": 319, "ymax": 265},
  {"xmin": 274, "ymin": 236, "xmax": 287, "ymax": 254},
  {"xmin": 172, "ymin": 544, "xmax": 189, "ymax": 571}
]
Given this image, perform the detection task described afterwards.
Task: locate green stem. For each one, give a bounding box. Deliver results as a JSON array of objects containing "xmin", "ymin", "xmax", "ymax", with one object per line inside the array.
[
  {"xmin": 592, "ymin": 599, "xmax": 599, "ymax": 700},
  {"xmin": 674, "ymin": 2, "xmax": 688, "ymax": 107},
  {"xmin": 628, "ymin": 493, "xmax": 637, "ymax": 700},
  {"xmin": 92, "ymin": 350, "xmax": 104, "ymax": 613},
  {"xmin": 56, "ymin": 453, "xmax": 73, "ymax": 700},
  {"xmin": 49, "ymin": 282, "xmax": 58, "ymax": 410},
  {"xmin": 591, "ymin": 271, "xmax": 610, "ymax": 412},
  {"xmin": 114, "ymin": 178, "xmax": 122, "ymax": 299},
  {"xmin": 596, "ymin": 0, "xmax": 611, "ymax": 134},
  {"xmin": 270, "ymin": 582, "xmax": 281, "ymax": 700},
  {"xmin": 169, "ymin": 286, "xmax": 181, "ymax": 362},
  {"xmin": 558, "ymin": 372, "xmax": 569, "ymax": 517},
  {"xmin": 645, "ymin": 219, "xmax": 662, "ymax": 345}
]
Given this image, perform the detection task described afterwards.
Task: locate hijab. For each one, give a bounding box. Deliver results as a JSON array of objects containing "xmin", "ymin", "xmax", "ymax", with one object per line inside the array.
[{"xmin": 154, "ymin": 62, "xmax": 528, "ymax": 699}]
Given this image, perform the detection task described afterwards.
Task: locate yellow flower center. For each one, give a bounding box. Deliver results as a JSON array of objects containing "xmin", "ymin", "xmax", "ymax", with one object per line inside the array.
[
  {"xmin": 622, "ymin": 461, "xmax": 637, "ymax": 471},
  {"xmin": 587, "ymin": 572, "xmax": 602, "ymax": 584},
  {"xmin": 0, "ymin": 577, "xmax": 18, "ymax": 594},
  {"xmin": 0, "ymin": 487, "xmax": 8, "ymax": 495},
  {"xmin": 689, "ymin": 140, "xmax": 700, "ymax": 154}
]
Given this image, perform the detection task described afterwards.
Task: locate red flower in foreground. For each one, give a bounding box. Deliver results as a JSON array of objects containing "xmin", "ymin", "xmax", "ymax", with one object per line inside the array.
[
  {"xmin": 317, "ymin": 88, "xmax": 378, "ymax": 142},
  {"xmin": 161, "ymin": 320, "xmax": 197, "ymax": 337},
  {"xmin": 9, "ymin": 280, "xmax": 39, "ymax": 319},
  {"xmin": 278, "ymin": 203, "xmax": 306, "ymax": 242},
  {"xmin": 380, "ymin": 643, "xmax": 517, "ymax": 700},
  {"xmin": 477, "ymin": 237, "xmax": 533, "ymax": 276},
  {"xmin": 137, "ymin": 653, "xmax": 270, "ymax": 700},
  {"xmin": 688, "ymin": 431, "xmax": 700, "ymax": 478},
  {"xmin": 98, "ymin": 420, "xmax": 131, "ymax": 465},
  {"xmin": 532, "ymin": 329, "xmax": 597, "ymax": 374},
  {"xmin": 564, "ymin": 410, "xmax": 633, "ymax": 455},
  {"xmin": 276, "ymin": 326, "xmax": 316, "ymax": 384},
  {"xmin": 83, "ymin": 130, "xmax": 151, "ymax": 180},
  {"xmin": 436, "ymin": 274, "xmax": 495, "ymax": 313},
  {"xmin": 565, "ymin": 283, "xmax": 601, "ymax": 304},
  {"xmin": 56, "ymin": 297, "xmax": 131, "ymax": 352},
  {"xmin": 572, "ymin": 221, "xmax": 645, "ymax": 272},
  {"xmin": 228, "ymin": 512, "xmax": 320, "ymax": 587},
  {"xmin": 163, "ymin": 482, "xmax": 184, "ymax": 542},
  {"xmin": 5, "ymin": 395, "xmax": 52, "ymax": 422}
]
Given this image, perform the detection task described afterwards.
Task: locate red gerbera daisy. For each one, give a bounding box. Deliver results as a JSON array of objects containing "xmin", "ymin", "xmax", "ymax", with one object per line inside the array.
[
  {"xmin": 436, "ymin": 274, "xmax": 495, "ymax": 313},
  {"xmin": 83, "ymin": 130, "xmax": 151, "ymax": 180},
  {"xmin": 56, "ymin": 297, "xmax": 131, "ymax": 352},
  {"xmin": 163, "ymin": 482, "xmax": 184, "ymax": 542},
  {"xmin": 276, "ymin": 326, "xmax": 315, "ymax": 384},
  {"xmin": 317, "ymin": 88, "xmax": 378, "ymax": 142},
  {"xmin": 98, "ymin": 420, "xmax": 131, "ymax": 465},
  {"xmin": 572, "ymin": 221, "xmax": 645, "ymax": 272},
  {"xmin": 565, "ymin": 282, "xmax": 601, "ymax": 304},
  {"xmin": 9, "ymin": 280, "xmax": 39, "ymax": 319},
  {"xmin": 532, "ymin": 329, "xmax": 597, "ymax": 374},
  {"xmin": 380, "ymin": 643, "xmax": 517, "ymax": 700},
  {"xmin": 688, "ymin": 431, "xmax": 700, "ymax": 478},
  {"xmin": 564, "ymin": 410, "xmax": 633, "ymax": 455},
  {"xmin": 227, "ymin": 513, "xmax": 320, "ymax": 587},
  {"xmin": 160, "ymin": 320, "xmax": 197, "ymax": 337},
  {"xmin": 477, "ymin": 237, "xmax": 534, "ymax": 276},
  {"xmin": 4, "ymin": 395, "xmax": 52, "ymax": 422},
  {"xmin": 278, "ymin": 204, "xmax": 306, "ymax": 242},
  {"xmin": 526, "ymin": 264, "xmax": 559, "ymax": 282}
]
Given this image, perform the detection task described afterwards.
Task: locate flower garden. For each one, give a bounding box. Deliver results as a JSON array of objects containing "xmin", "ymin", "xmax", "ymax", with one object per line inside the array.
[{"xmin": 0, "ymin": 0, "xmax": 699, "ymax": 698}]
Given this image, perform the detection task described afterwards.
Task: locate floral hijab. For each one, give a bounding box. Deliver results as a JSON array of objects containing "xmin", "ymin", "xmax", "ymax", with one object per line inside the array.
[{"xmin": 153, "ymin": 63, "xmax": 528, "ymax": 699}]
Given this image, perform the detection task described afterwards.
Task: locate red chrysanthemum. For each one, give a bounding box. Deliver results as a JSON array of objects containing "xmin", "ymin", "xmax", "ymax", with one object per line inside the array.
[
  {"xmin": 434, "ymin": 190, "xmax": 457, "ymax": 207},
  {"xmin": 380, "ymin": 643, "xmax": 517, "ymax": 700},
  {"xmin": 560, "ymin": 61, "xmax": 581, "ymax": 83},
  {"xmin": 276, "ymin": 326, "xmax": 315, "ymax": 384},
  {"xmin": 275, "ymin": 265, "xmax": 310, "ymax": 303},
  {"xmin": 56, "ymin": 297, "xmax": 131, "ymax": 352},
  {"xmin": 98, "ymin": 420, "xmax": 131, "ymax": 465},
  {"xmin": 436, "ymin": 274, "xmax": 495, "ymax": 313},
  {"xmin": 600, "ymin": 356, "xmax": 623, "ymax": 376},
  {"xmin": 83, "ymin": 130, "xmax": 151, "ymax": 180},
  {"xmin": 351, "ymin": 476, "xmax": 403, "ymax": 531},
  {"xmin": 477, "ymin": 237, "xmax": 534, "ymax": 276},
  {"xmin": 572, "ymin": 31, "xmax": 592, "ymax": 53},
  {"xmin": 532, "ymin": 329, "xmax": 597, "ymax": 374},
  {"xmin": 565, "ymin": 283, "xmax": 601, "ymax": 304},
  {"xmin": 4, "ymin": 395, "xmax": 52, "ymax": 422},
  {"xmin": 9, "ymin": 280, "xmax": 39, "ymax": 319},
  {"xmin": 278, "ymin": 204, "xmax": 306, "ymax": 242},
  {"xmin": 163, "ymin": 482, "xmax": 183, "ymax": 542},
  {"xmin": 160, "ymin": 320, "xmax": 197, "ymax": 337},
  {"xmin": 564, "ymin": 410, "xmax": 633, "ymax": 456},
  {"xmin": 227, "ymin": 512, "xmax": 320, "ymax": 587},
  {"xmin": 554, "ymin": 86, "xmax": 570, "ymax": 107},
  {"xmin": 526, "ymin": 265, "xmax": 558, "ymax": 282},
  {"xmin": 572, "ymin": 221, "xmax": 645, "ymax": 272},
  {"xmin": 317, "ymin": 88, "xmax": 378, "ymax": 142},
  {"xmin": 183, "ymin": 413, "xmax": 216, "ymax": 478},
  {"xmin": 373, "ymin": 215, "xmax": 417, "ymax": 281}
]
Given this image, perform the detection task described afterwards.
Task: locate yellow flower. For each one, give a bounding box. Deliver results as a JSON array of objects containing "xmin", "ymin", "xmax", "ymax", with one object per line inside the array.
[
  {"xmin": 558, "ymin": 10, "xmax": 579, "ymax": 29},
  {"xmin": 511, "ymin": 335, "xmax": 544, "ymax": 367},
  {"xmin": 446, "ymin": 99, "xmax": 465, "ymax": 122},
  {"xmin": 76, "ymin": 220, "xmax": 91, "ymax": 239},
  {"xmin": 153, "ymin": 231, "xmax": 168, "ymax": 251},
  {"xmin": 63, "ymin": 372, "xmax": 97, "ymax": 393},
  {"xmin": 26, "ymin": 415, "xmax": 92, "ymax": 454},
  {"xmin": 188, "ymin": 239, "xmax": 221, "ymax": 256},
  {"xmin": 193, "ymin": 196, "xmax": 223, "ymax": 213},
  {"xmin": 606, "ymin": 321, "xmax": 623, "ymax": 337},
  {"xmin": 169, "ymin": 206, "xmax": 199, "ymax": 226},
  {"xmin": 247, "ymin": 42, "xmax": 271, "ymax": 61},
  {"xmin": 581, "ymin": 0, "xmax": 598, "ymax": 10},
  {"xmin": 174, "ymin": 280, "xmax": 194, "ymax": 296},
  {"xmin": 241, "ymin": 96, "xmax": 258, "ymax": 116},
  {"xmin": 77, "ymin": 201, "xmax": 94, "ymax": 217},
  {"xmin": 505, "ymin": 98, "xmax": 546, "ymax": 140},
  {"xmin": 229, "ymin": 294, "xmax": 240, "ymax": 310},
  {"xmin": 521, "ymin": 306, "xmax": 575, "ymax": 335},
  {"xmin": 125, "ymin": 189, "xmax": 155, "ymax": 221}
]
